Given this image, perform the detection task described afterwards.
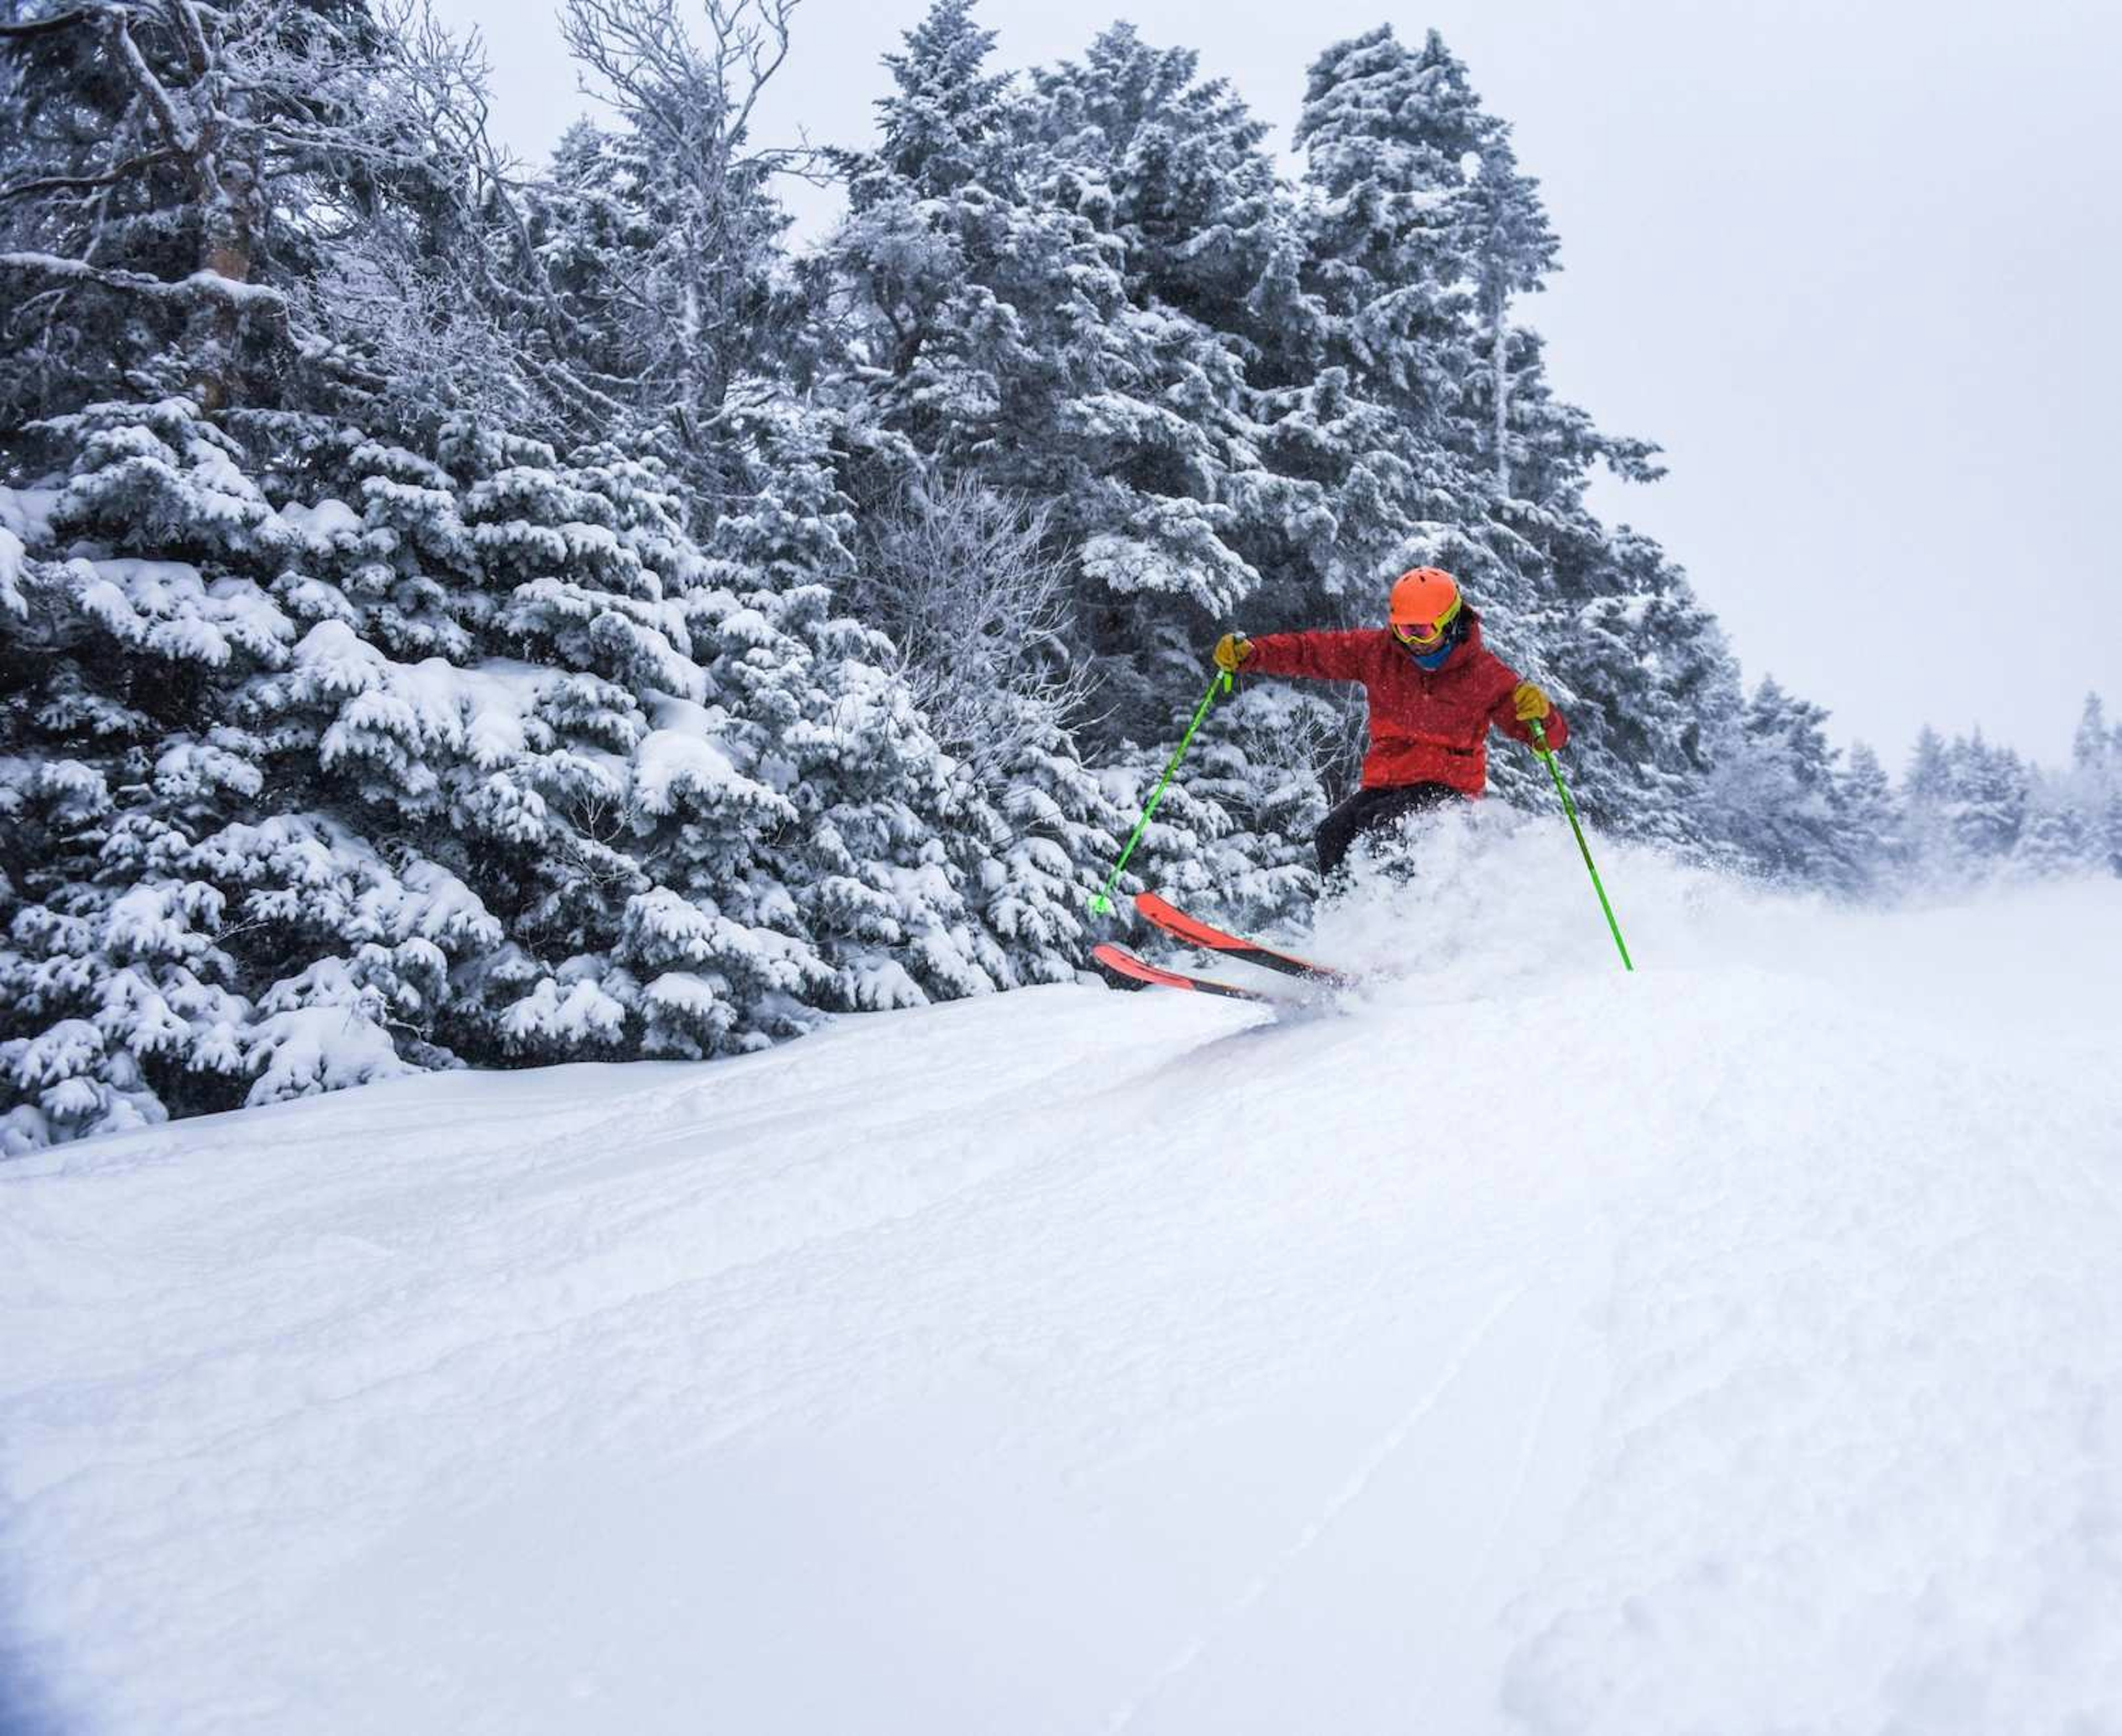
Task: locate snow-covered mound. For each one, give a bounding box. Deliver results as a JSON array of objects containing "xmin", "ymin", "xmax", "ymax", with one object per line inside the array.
[{"xmin": 5, "ymin": 831, "xmax": 2121, "ymax": 1736}]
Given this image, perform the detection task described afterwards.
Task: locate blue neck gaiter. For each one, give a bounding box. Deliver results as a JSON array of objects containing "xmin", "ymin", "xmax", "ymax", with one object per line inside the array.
[{"xmin": 1411, "ymin": 642, "xmax": 1455, "ymax": 672}]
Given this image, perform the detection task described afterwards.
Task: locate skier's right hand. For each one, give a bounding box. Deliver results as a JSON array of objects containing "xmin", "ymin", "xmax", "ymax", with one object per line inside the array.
[{"xmin": 1213, "ymin": 633, "xmax": 1254, "ymax": 673}]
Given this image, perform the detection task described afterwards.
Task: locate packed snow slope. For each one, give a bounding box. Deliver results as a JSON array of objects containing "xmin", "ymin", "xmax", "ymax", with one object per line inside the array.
[{"xmin": 6, "ymin": 817, "xmax": 2121, "ymax": 1736}]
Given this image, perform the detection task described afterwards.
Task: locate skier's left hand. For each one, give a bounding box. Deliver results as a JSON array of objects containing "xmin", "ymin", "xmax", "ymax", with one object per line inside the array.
[{"xmin": 1512, "ymin": 681, "xmax": 1552, "ymax": 723}]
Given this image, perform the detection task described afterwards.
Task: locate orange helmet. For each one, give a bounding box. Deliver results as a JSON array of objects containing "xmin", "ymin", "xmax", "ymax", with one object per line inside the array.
[{"xmin": 1388, "ymin": 568, "xmax": 1463, "ymax": 647}]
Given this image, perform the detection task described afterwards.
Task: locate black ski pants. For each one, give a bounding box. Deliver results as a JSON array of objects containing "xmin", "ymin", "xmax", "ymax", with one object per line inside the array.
[{"xmin": 1315, "ymin": 782, "xmax": 1465, "ymax": 880}]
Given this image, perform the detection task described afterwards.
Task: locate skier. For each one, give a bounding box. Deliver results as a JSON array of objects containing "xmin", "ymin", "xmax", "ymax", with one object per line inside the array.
[{"xmin": 1213, "ymin": 568, "xmax": 1568, "ymax": 881}]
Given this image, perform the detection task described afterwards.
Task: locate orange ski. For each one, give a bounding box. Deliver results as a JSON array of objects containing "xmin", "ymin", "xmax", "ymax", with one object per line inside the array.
[
  {"xmin": 1090, "ymin": 942, "xmax": 1277, "ymax": 1003},
  {"xmin": 1132, "ymin": 893, "xmax": 1347, "ymax": 985}
]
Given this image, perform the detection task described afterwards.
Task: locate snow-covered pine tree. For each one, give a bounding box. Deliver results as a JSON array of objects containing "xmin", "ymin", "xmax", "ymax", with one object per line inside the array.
[
  {"xmin": 1904, "ymin": 723, "xmax": 1952, "ymax": 800},
  {"xmin": 834, "ymin": 1, "xmax": 1276, "ymax": 704},
  {"xmin": 1944, "ymin": 730, "xmax": 2029, "ymax": 865},
  {"xmin": 975, "ymin": 707, "xmax": 1130, "ymax": 979},
  {"xmin": 1708, "ymin": 676, "xmax": 1855, "ymax": 887},
  {"xmin": 1287, "ymin": 27, "xmax": 1496, "ymax": 597},
  {"xmin": 433, "ymin": 420, "xmax": 810, "ymax": 1059},
  {"xmin": 1023, "ymin": 24, "xmax": 1329, "ymax": 613},
  {"xmin": 714, "ymin": 409, "xmax": 994, "ymax": 1011},
  {"xmin": 2025, "ymin": 691, "xmax": 2119, "ymax": 880},
  {"xmin": 1294, "ymin": 28, "xmax": 1480, "ymax": 448},
  {"xmin": 1835, "ymin": 742, "xmax": 1906, "ymax": 891},
  {"xmin": 1899, "ymin": 724, "xmax": 1956, "ymax": 875},
  {"xmin": 1531, "ymin": 531, "xmax": 1745, "ymax": 853},
  {"xmin": 523, "ymin": 120, "xmax": 654, "ymax": 403},
  {"xmin": 2012, "ymin": 795, "xmax": 2097, "ymax": 879},
  {"xmin": 2071, "ymin": 693, "xmax": 2112, "ymax": 778},
  {"xmin": 830, "ymin": 0, "xmax": 1110, "ymax": 471},
  {"xmin": 2078, "ymin": 694, "xmax": 2122, "ymax": 876},
  {"xmin": 0, "ymin": 402, "xmax": 267, "ymax": 1150},
  {"xmin": 0, "ymin": 398, "xmax": 483, "ymax": 1148}
]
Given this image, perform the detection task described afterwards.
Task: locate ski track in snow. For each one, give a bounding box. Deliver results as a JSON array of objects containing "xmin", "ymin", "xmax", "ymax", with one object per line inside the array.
[
  {"xmin": 1105, "ymin": 1282, "xmax": 1533, "ymax": 1734},
  {"xmin": 4, "ymin": 834, "xmax": 2121, "ymax": 1735}
]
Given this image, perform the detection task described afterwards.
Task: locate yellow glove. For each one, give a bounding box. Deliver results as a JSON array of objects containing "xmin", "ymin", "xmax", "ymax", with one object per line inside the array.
[
  {"xmin": 1512, "ymin": 681, "xmax": 1552, "ymax": 723},
  {"xmin": 1213, "ymin": 632, "xmax": 1254, "ymax": 673}
]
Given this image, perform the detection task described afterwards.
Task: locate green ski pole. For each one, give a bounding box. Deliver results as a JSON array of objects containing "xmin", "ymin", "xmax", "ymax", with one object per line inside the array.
[
  {"xmin": 1529, "ymin": 718, "xmax": 1633, "ymax": 972},
  {"xmin": 1089, "ymin": 666, "xmax": 1232, "ymax": 916}
]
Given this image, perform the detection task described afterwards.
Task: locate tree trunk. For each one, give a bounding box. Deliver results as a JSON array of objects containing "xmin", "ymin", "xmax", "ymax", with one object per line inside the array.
[{"xmin": 1489, "ymin": 285, "xmax": 1511, "ymax": 497}]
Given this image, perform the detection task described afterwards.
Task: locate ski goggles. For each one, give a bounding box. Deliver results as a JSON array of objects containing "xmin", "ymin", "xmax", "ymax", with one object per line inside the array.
[{"xmin": 1391, "ymin": 595, "xmax": 1462, "ymax": 648}]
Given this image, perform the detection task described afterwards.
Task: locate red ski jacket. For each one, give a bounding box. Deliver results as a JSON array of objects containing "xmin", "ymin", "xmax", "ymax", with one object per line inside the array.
[{"xmin": 1244, "ymin": 612, "xmax": 1567, "ymax": 795}]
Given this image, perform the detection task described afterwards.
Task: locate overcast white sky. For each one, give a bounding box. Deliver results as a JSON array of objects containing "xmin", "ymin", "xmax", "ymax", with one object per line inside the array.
[{"xmin": 430, "ymin": 0, "xmax": 2121, "ymax": 763}]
